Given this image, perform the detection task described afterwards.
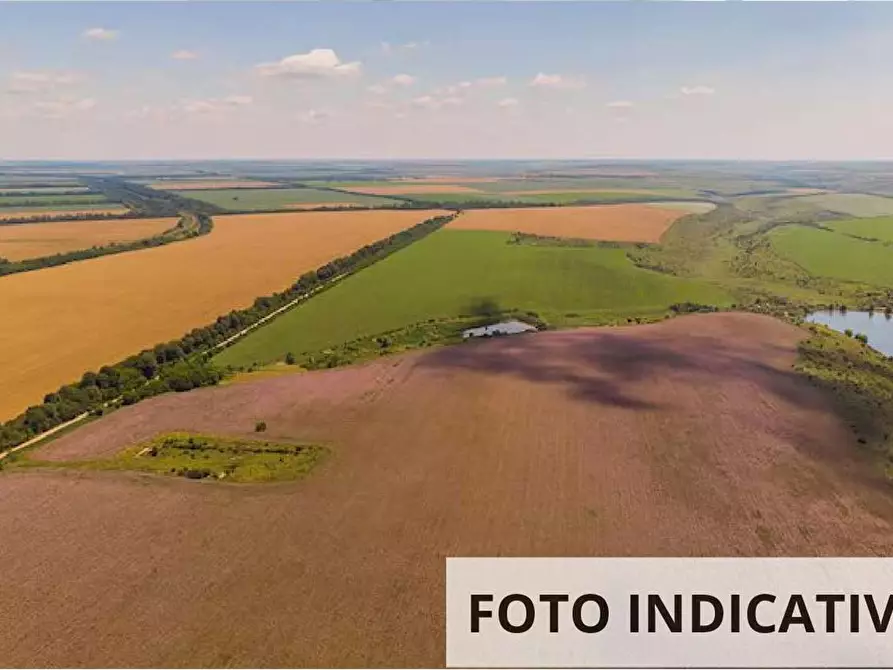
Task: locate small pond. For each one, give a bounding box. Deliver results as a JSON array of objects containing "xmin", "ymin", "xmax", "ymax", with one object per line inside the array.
[
  {"xmin": 806, "ymin": 309, "xmax": 893, "ymax": 357},
  {"xmin": 462, "ymin": 320, "xmax": 537, "ymax": 340}
]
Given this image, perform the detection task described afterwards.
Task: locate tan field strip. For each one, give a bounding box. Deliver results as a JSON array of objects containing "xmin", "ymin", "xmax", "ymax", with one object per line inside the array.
[
  {"xmin": 346, "ymin": 184, "xmax": 483, "ymax": 195},
  {"xmin": 0, "ymin": 209, "xmax": 444, "ymax": 421},
  {"xmin": 148, "ymin": 180, "xmax": 282, "ymax": 190},
  {"xmin": 448, "ymin": 204, "xmax": 689, "ymax": 242},
  {"xmin": 0, "ymin": 206, "xmax": 129, "ymax": 220},
  {"xmin": 0, "ymin": 217, "xmax": 176, "ymax": 261},
  {"xmin": 284, "ymin": 202, "xmax": 365, "ymax": 210}
]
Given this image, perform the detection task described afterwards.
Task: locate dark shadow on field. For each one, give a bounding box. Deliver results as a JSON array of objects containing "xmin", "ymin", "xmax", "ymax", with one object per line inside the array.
[{"xmin": 416, "ymin": 314, "xmax": 827, "ymax": 415}]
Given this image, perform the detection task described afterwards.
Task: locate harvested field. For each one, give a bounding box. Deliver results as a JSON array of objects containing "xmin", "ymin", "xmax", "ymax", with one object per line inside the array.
[
  {"xmin": 0, "ymin": 217, "xmax": 175, "ymax": 261},
  {"xmin": 148, "ymin": 180, "xmax": 282, "ymax": 191},
  {"xmin": 5, "ymin": 313, "xmax": 893, "ymax": 667},
  {"xmin": 344, "ymin": 184, "xmax": 483, "ymax": 195},
  {"xmin": 448, "ymin": 204, "xmax": 689, "ymax": 242},
  {"xmin": 0, "ymin": 209, "xmax": 444, "ymax": 421},
  {"xmin": 0, "ymin": 205, "xmax": 128, "ymax": 220}
]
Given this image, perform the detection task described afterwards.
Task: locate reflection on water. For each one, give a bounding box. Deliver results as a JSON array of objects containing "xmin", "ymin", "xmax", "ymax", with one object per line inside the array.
[
  {"xmin": 462, "ymin": 320, "xmax": 537, "ymax": 340},
  {"xmin": 806, "ymin": 309, "xmax": 893, "ymax": 356}
]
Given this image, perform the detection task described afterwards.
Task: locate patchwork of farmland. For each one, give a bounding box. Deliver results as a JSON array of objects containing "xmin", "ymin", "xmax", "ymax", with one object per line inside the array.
[
  {"xmin": 0, "ymin": 193, "xmax": 107, "ymax": 207},
  {"xmin": 147, "ymin": 179, "xmax": 283, "ymax": 191},
  {"xmin": 825, "ymin": 215, "xmax": 893, "ymax": 242},
  {"xmin": 179, "ymin": 187, "xmax": 399, "ymax": 211},
  {"xmin": 0, "ymin": 204, "xmax": 130, "ymax": 220},
  {"xmin": 0, "ymin": 209, "xmax": 443, "ymax": 421},
  {"xmin": 5, "ymin": 314, "xmax": 893, "ymax": 666},
  {"xmin": 214, "ymin": 228, "xmax": 731, "ymax": 368},
  {"xmin": 0, "ymin": 217, "xmax": 176, "ymax": 261},
  {"xmin": 446, "ymin": 204, "xmax": 700, "ymax": 242}
]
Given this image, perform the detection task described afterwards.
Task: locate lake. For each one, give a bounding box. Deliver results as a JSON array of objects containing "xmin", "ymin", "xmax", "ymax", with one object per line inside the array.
[
  {"xmin": 462, "ymin": 320, "xmax": 537, "ymax": 339},
  {"xmin": 806, "ymin": 310, "xmax": 893, "ymax": 356}
]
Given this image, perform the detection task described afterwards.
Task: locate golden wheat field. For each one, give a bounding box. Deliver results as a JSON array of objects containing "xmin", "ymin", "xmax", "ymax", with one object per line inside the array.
[
  {"xmin": 0, "ymin": 217, "xmax": 176, "ymax": 261},
  {"xmin": 447, "ymin": 204, "xmax": 691, "ymax": 242},
  {"xmin": 0, "ymin": 209, "xmax": 443, "ymax": 421}
]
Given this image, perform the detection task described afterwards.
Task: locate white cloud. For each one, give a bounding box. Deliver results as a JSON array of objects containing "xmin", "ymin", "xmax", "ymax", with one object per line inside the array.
[
  {"xmin": 367, "ymin": 84, "xmax": 387, "ymax": 95},
  {"xmin": 382, "ymin": 41, "xmax": 429, "ymax": 54},
  {"xmin": 7, "ymin": 70, "xmax": 82, "ymax": 94},
  {"xmin": 256, "ymin": 48, "xmax": 361, "ymax": 79},
  {"xmin": 300, "ymin": 109, "xmax": 330, "ymax": 123},
  {"xmin": 412, "ymin": 95, "xmax": 463, "ymax": 110},
  {"xmin": 498, "ymin": 97, "xmax": 519, "ymax": 108},
  {"xmin": 475, "ymin": 76, "xmax": 507, "ymax": 88},
  {"xmin": 171, "ymin": 50, "xmax": 199, "ymax": 61},
  {"xmin": 680, "ymin": 85, "xmax": 715, "ymax": 96},
  {"xmin": 530, "ymin": 73, "xmax": 586, "ymax": 90},
  {"xmin": 83, "ymin": 27, "xmax": 118, "ymax": 41},
  {"xmin": 181, "ymin": 95, "xmax": 252, "ymax": 114},
  {"xmin": 392, "ymin": 74, "xmax": 417, "ymax": 87},
  {"xmin": 606, "ymin": 100, "xmax": 634, "ymax": 109},
  {"xmin": 34, "ymin": 97, "xmax": 96, "ymax": 119}
]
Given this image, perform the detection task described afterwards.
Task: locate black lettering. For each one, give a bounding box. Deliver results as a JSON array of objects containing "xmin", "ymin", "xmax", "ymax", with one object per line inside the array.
[
  {"xmin": 730, "ymin": 594, "xmax": 741, "ymax": 633},
  {"xmin": 471, "ymin": 594, "xmax": 493, "ymax": 633},
  {"xmin": 630, "ymin": 594, "xmax": 639, "ymax": 633},
  {"xmin": 498, "ymin": 594, "xmax": 535, "ymax": 634},
  {"xmin": 779, "ymin": 594, "xmax": 815, "ymax": 633},
  {"xmin": 851, "ymin": 594, "xmax": 860, "ymax": 633},
  {"xmin": 648, "ymin": 594, "xmax": 682, "ymax": 633},
  {"xmin": 747, "ymin": 594, "xmax": 776, "ymax": 633},
  {"xmin": 692, "ymin": 594, "xmax": 723, "ymax": 633},
  {"xmin": 864, "ymin": 595, "xmax": 893, "ymax": 633},
  {"xmin": 816, "ymin": 594, "xmax": 845, "ymax": 633},
  {"xmin": 539, "ymin": 594, "xmax": 569, "ymax": 633},
  {"xmin": 573, "ymin": 594, "xmax": 609, "ymax": 633}
]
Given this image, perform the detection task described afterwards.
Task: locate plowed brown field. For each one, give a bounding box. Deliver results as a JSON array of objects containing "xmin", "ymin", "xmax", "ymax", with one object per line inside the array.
[
  {"xmin": 3, "ymin": 313, "xmax": 892, "ymax": 667},
  {"xmin": 0, "ymin": 217, "xmax": 175, "ymax": 261},
  {"xmin": 448, "ymin": 204, "xmax": 688, "ymax": 242},
  {"xmin": 0, "ymin": 210, "xmax": 443, "ymax": 421}
]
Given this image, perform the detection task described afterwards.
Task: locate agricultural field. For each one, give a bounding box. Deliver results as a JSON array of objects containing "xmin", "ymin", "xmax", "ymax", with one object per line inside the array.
[
  {"xmin": 0, "ymin": 186, "xmax": 90, "ymax": 195},
  {"xmin": 146, "ymin": 179, "xmax": 283, "ymax": 191},
  {"xmin": 825, "ymin": 215, "xmax": 893, "ymax": 242},
  {"xmin": 0, "ymin": 193, "xmax": 107, "ymax": 207},
  {"xmin": 446, "ymin": 204, "xmax": 701, "ymax": 242},
  {"xmin": 5, "ymin": 314, "xmax": 893, "ymax": 666},
  {"xmin": 214, "ymin": 228, "xmax": 731, "ymax": 368},
  {"xmin": 178, "ymin": 187, "xmax": 399, "ymax": 211},
  {"xmin": 0, "ymin": 217, "xmax": 176, "ymax": 261},
  {"xmin": 0, "ymin": 209, "xmax": 443, "ymax": 421},
  {"xmin": 769, "ymin": 224, "xmax": 893, "ymax": 286},
  {"xmin": 0, "ymin": 204, "xmax": 130, "ymax": 220},
  {"xmin": 794, "ymin": 193, "xmax": 893, "ymax": 217}
]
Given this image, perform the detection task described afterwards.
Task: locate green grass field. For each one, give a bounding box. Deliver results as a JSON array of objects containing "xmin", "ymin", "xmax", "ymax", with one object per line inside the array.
[
  {"xmin": 0, "ymin": 202, "xmax": 126, "ymax": 215},
  {"xmin": 825, "ymin": 216, "xmax": 893, "ymax": 242},
  {"xmin": 0, "ymin": 193, "xmax": 107, "ymax": 207},
  {"xmin": 795, "ymin": 193, "xmax": 893, "ymax": 217},
  {"xmin": 770, "ymin": 225, "xmax": 893, "ymax": 286},
  {"xmin": 179, "ymin": 187, "xmax": 399, "ymax": 211},
  {"xmin": 215, "ymin": 229, "xmax": 731, "ymax": 367}
]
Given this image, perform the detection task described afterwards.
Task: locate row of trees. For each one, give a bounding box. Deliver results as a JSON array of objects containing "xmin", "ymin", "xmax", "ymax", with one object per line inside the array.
[
  {"xmin": 0, "ymin": 214, "xmax": 210, "ymax": 277},
  {"xmin": 0, "ymin": 212, "xmax": 456, "ymax": 451},
  {"xmin": 0, "ymin": 210, "xmax": 142, "ymax": 226}
]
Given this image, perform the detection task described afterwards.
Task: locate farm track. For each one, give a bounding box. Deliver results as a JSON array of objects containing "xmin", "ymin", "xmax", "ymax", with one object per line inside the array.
[{"xmin": 3, "ymin": 313, "xmax": 893, "ymax": 667}]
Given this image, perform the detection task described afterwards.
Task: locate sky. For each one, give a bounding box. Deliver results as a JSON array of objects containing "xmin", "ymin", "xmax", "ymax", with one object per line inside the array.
[{"xmin": 1, "ymin": 2, "xmax": 893, "ymax": 161}]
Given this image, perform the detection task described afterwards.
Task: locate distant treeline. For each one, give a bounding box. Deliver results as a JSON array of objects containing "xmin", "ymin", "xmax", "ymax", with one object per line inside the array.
[
  {"xmin": 0, "ymin": 189, "xmax": 90, "ymax": 199},
  {"xmin": 0, "ymin": 213, "xmax": 211, "ymax": 277},
  {"xmin": 0, "ymin": 211, "xmax": 140, "ymax": 226},
  {"xmin": 0, "ymin": 212, "xmax": 456, "ymax": 451},
  {"xmin": 0, "ymin": 197, "xmax": 108, "ymax": 208},
  {"xmin": 84, "ymin": 177, "xmax": 226, "ymax": 217}
]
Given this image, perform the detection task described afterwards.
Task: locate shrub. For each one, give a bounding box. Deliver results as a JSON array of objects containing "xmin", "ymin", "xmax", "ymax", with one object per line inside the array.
[
  {"xmin": 255, "ymin": 420, "xmax": 267, "ymax": 433},
  {"xmin": 845, "ymin": 329, "xmax": 854, "ymax": 338},
  {"xmin": 285, "ymin": 352, "xmax": 296, "ymax": 365}
]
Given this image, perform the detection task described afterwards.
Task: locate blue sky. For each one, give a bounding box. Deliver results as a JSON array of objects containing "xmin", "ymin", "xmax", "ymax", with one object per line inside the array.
[{"xmin": 1, "ymin": 2, "xmax": 892, "ymax": 160}]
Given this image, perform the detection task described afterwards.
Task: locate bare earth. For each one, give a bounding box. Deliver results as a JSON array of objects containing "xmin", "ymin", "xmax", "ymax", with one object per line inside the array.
[
  {"xmin": 0, "ymin": 216, "xmax": 175, "ymax": 261},
  {"xmin": 3, "ymin": 313, "xmax": 893, "ymax": 667},
  {"xmin": 0, "ymin": 210, "xmax": 444, "ymax": 421},
  {"xmin": 448, "ymin": 204, "xmax": 689, "ymax": 242}
]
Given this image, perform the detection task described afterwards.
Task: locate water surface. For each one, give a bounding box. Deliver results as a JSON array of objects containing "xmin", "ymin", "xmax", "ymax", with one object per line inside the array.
[{"xmin": 806, "ymin": 310, "xmax": 893, "ymax": 356}]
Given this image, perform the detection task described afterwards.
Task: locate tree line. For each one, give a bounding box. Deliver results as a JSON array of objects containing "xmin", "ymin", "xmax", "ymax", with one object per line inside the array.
[
  {"xmin": 0, "ymin": 210, "xmax": 141, "ymax": 226},
  {"xmin": 0, "ymin": 212, "xmax": 456, "ymax": 451},
  {"xmin": 0, "ymin": 213, "xmax": 211, "ymax": 277}
]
